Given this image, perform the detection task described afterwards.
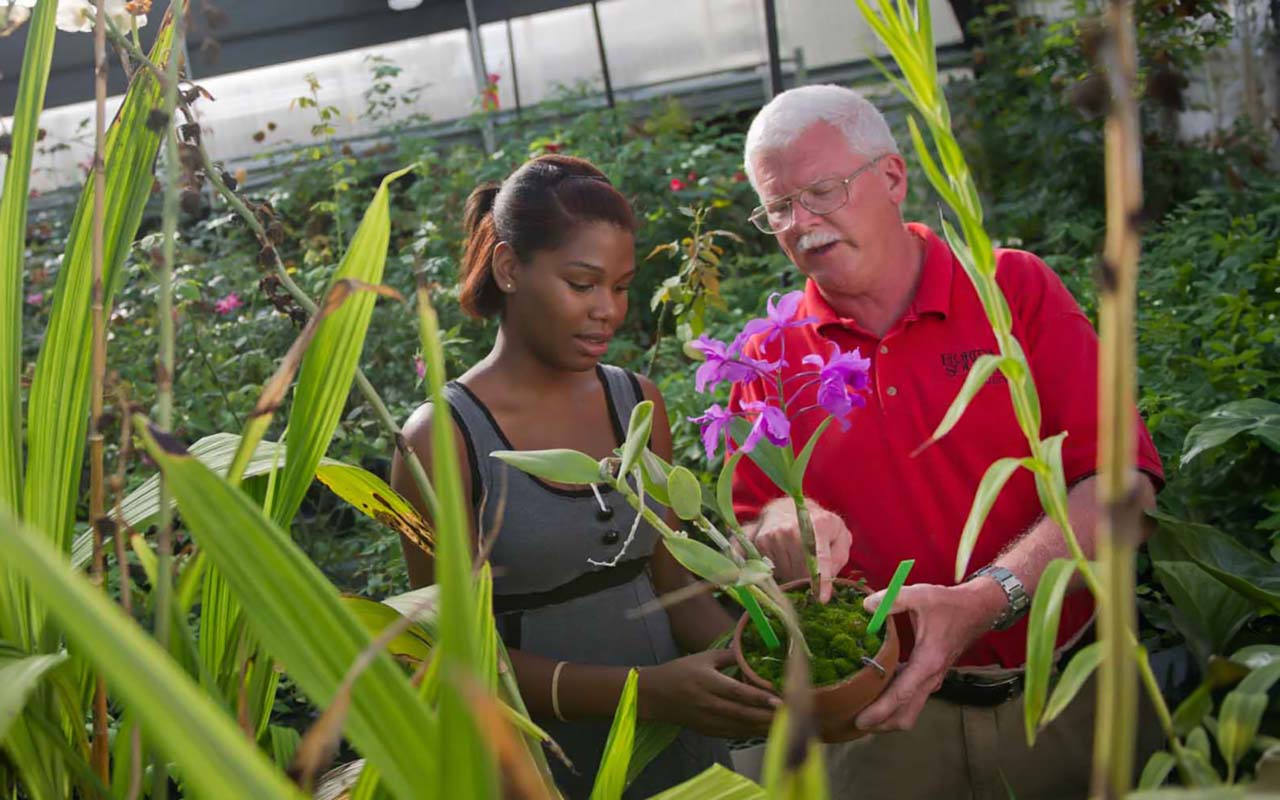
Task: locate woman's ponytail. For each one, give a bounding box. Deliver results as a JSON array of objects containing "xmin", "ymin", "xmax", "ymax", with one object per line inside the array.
[{"xmin": 459, "ymin": 182, "xmax": 503, "ymax": 318}]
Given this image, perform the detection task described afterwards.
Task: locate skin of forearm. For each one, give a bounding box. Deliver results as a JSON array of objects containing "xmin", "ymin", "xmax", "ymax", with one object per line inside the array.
[
  {"xmin": 990, "ymin": 473, "xmax": 1157, "ymax": 598},
  {"xmin": 508, "ymin": 647, "xmax": 659, "ymax": 722},
  {"xmin": 664, "ymin": 590, "xmax": 735, "ymax": 653}
]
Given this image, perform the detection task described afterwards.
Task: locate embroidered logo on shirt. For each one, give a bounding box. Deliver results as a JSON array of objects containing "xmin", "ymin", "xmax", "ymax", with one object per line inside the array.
[{"xmin": 941, "ymin": 348, "xmax": 1004, "ymax": 383}]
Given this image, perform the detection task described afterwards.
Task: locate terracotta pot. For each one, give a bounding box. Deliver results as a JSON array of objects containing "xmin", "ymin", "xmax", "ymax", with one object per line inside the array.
[{"xmin": 731, "ymin": 578, "xmax": 900, "ymax": 743}]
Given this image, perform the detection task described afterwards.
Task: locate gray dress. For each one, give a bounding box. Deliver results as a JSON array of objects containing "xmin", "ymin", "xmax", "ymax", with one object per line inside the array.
[{"xmin": 444, "ymin": 365, "xmax": 729, "ymax": 799}]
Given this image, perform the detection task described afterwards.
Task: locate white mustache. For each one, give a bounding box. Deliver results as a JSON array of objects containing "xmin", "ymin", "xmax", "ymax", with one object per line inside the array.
[{"xmin": 797, "ymin": 230, "xmax": 842, "ymax": 252}]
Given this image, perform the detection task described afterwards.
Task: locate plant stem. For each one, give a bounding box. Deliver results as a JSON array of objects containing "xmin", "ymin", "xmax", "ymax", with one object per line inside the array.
[
  {"xmin": 108, "ymin": 385, "xmax": 144, "ymax": 800},
  {"xmin": 791, "ymin": 494, "xmax": 821, "ymax": 592},
  {"xmin": 153, "ymin": 3, "xmax": 186, "ymax": 798},
  {"xmin": 88, "ymin": 0, "xmax": 111, "ymax": 785}
]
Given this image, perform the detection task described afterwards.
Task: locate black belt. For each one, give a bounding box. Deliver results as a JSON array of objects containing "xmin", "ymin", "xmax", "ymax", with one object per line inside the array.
[
  {"xmin": 492, "ymin": 557, "xmax": 648, "ymax": 614},
  {"xmin": 935, "ymin": 624, "xmax": 1097, "ymax": 707}
]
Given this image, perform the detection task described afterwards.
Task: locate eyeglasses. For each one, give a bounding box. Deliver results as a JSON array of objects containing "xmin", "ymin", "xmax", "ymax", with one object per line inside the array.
[{"xmin": 748, "ymin": 155, "xmax": 888, "ymax": 235}]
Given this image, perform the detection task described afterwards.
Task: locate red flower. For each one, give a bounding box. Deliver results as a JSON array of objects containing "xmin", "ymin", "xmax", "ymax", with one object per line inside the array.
[
  {"xmin": 732, "ymin": 171, "xmax": 747, "ymax": 183},
  {"xmin": 543, "ymin": 142, "xmax": 562, "ymax": 153},
  {"xmin": 669, "ymin": 178, "xmax": 686, "ymax": 192},
  {"xmin": 687, "ymin": 171, "xmax": 698, "ymax": 182},
  {"xmin": 487, "ymin": 73, "xmax": 501, "ymax": 84},
  {"xmin": 414, "ymin": 355, "xmax": 426, "ymax": 379},
  {"xmin": 214, "ymin": 293, "xmax": 243, "ymax": 315}
]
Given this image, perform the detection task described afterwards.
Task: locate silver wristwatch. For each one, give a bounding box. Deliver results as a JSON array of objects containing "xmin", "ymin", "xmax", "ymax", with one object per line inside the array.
[{"xmin": 969, "ymin": 565, "xmax": 1030, "ymax": 631}]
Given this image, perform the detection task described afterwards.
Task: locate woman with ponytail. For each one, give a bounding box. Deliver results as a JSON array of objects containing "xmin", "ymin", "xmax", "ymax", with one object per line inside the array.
[{"xmin": 390, "ymin": 155, "xmax": 776, "ymax": 797}]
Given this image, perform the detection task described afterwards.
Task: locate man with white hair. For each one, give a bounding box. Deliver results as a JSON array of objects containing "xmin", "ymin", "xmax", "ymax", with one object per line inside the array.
[{"xmin": 728, "ymin": 84, "xmax": 1164, "ymax": 797}]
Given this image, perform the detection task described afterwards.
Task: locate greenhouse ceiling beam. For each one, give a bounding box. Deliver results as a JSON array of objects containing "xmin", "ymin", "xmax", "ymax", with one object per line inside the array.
[
  {"xmin": 762, "ymin": 0, "xmax": 784, "ymax": 98},
  {"xmin": 0, "ymin": 0, "xmax": 600, "ymax": 111}
]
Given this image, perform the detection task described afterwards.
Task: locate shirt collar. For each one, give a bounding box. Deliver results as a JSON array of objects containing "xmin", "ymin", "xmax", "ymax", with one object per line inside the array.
[{"xmin": 802, "ymin": 222, "xmax": 953, "ymax": 335}]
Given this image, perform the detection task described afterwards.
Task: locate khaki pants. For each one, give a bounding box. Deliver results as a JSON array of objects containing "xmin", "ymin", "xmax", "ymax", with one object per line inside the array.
[{"xmin": 730, "ymin": 674, "xmax": 1163, "ymax": 799}]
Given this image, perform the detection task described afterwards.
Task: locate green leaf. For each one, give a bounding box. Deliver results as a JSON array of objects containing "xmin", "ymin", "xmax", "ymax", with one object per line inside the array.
[
  {"xmin": 0, "ymin": 0, "xmax": 56, "ymax": 516},
  {"xmin": 339, "ymin": 596, "xmax": 435, "ymax": 664},
  {"xmin": 661, "ymin": 536, "xmax": 740, "ymax": 585},
  {"xmin": 620, "ymin": 401, "xmax": 655, "ymax": 476},
  {"xmin": 1023, "ymin": 558, "xmax": 1076, "ymax": 745},
  {"xmin": 20, "ymin": 11, "xmax": 176, "ymax": 650},
  {"xmin": 761, "ymin": 705, "xmax": 829, "ymax": 799},
  {"xmin": 1040, "ymin": 642, "xmax": 1100, "ymax": 727},
  {"xmin": 647, "ymin": 763, "xmax": 765, "ymax": 799},
  {"xmin": 640, "ymin": 449, "xmax": 674, "ymax": 506},
  {"xmin": 0, "ymin": 507, "xmax": 304, "ymax": 799},
  {"xmin": 1149, "ymin": 524, "xmax": 1256, "ymax": 664},
  {"xmin": 954, "ymin": 457, "xmax": 1029, "ymax": 582},
  {"xmin": 789, "ymin": 417, "xmax": 833, "ymax": 487},
  {"xmin": 716, "ymin": 452, "xmax": 745, "ymax": 532},
  {"xmin": 1137, "ymin": 751, "xmax": 1176, "ymax": 790},
  {"xmin": 728, "ymin": 417, "xmax": 793, "ymax": 496},
  {"xmin": 316, "ymin": 462, "xmax": 433, "ymax": 554},
  {"xmin": 137, "ymin": 424, "xmax": 440, "ymax": 800},
  {"xmin": 1180, "ymin": 398, "xmax": 1280, "ymax": 467},
  {"xmin": 626, "ymin": 722, "xmax": 682, "ymax": 789},
  {"xmin": 274, "ymin": 166, "xmax": 413, "ymax": 527},
  {"xmin": 668, "ymin": 466, "xmax": 704, "ymax": 521},
  {"xmin": 492, "ymin": 448, "xmax": 603, "ymax": 486},
  {"xmin": 1215, "ymin": 690, "xmax": 1268, "ymax": 778},
  {"xmin": 590, "ymin": 668, "xmax": 639, "ymax": 800},
  {"xmin": 0, "ymin": 646, "xmax": 66, "ymax": 741},
  {"xmin": 1151, "ymin": 510, "xmax": 1280, "ymax": 613}
]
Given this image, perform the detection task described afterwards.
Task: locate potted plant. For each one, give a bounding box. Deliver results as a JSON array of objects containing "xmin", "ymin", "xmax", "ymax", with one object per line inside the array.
[{"xmin": 494, "ymin": 290, "xmax": 900, "ymax": 741}]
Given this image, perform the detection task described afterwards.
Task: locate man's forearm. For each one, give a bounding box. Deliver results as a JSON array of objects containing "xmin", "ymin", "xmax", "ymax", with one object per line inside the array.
[{"xmin": 989, "ymin": 473, "xmax": 1156, "ymax": 598}]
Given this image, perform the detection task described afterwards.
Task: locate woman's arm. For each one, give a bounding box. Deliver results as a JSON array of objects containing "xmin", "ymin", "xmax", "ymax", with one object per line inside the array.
[{"xmin": 637, "ymin": 375, "xmax": 736, "ymax": 653}]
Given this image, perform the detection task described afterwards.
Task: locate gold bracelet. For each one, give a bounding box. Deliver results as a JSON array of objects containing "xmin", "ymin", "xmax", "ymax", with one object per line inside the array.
[{"xmin": 551, "ymin": 661, "xmax": 568, "ymax": 722}]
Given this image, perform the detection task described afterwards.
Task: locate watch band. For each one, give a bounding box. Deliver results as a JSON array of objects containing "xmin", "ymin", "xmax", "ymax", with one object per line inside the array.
[{"xmin": 970, "ymin": 565, "xmax": 1029, "ymax": 631}]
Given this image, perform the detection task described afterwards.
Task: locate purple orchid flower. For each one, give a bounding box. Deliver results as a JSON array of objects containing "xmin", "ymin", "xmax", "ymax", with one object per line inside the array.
[
  {"xmin": 739, "ymin": 291, "xmax": 819, "ymax": 349},
  {"xmin": 740, "ymin": 400, "xmax": 791, "ymax": 452},
  {"xmin": 801, "ymin": 342, "xmax": 872, "ymax": 428},
  {"xmin": 688, "ymin": 403, "xmax": 736, "ymax": 460},
  {"xmin": 689, "ymin": 335, "xmax": 780, "ymax": 393}
]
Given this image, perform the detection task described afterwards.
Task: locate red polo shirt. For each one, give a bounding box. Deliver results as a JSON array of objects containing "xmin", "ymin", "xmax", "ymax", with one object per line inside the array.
[{"xmin": 729, "ymin": 223, "xmax": 1163, "ymax": 668}]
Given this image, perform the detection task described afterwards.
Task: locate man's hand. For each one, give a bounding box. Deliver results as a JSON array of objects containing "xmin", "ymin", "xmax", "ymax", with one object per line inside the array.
[
  {"xmin": 853, "ymin": 579, "xmax": 1007, "ymax": 732},
  {"xmin": 750, "ymin": 498, "xmax": 852, "ymax": 602}
]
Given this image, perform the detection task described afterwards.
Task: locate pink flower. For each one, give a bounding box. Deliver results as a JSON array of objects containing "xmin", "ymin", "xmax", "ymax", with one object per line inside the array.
[
  {"xmin": 739, "ymin": 291, "xmax": 818, "ymax": 349},
  {"xmin": 688, "ymin": 403, "xmax": 735, "ymax": 460},
  {"xmin": 669, "ymin": 178, "xmax": 685, "ymax": 192},
  {"xmin": 213, "ymin": 293, "xmax": 242, "ymax": 315},
  {"xmin": 687, "ymin": 171, "xmax": 698, "ymax": 182},
  {"xmin": 487, "ymin": 73, "xmax": 500, "ymax": 84},
  {"xmin": 414, "ymin": 355, "xmax": 426, "ymax": 379},
  {"xmin": 25, "ymin": 292, "xmax": 44, "ymax": 307},
  {"xmin": 801, "ymin": 341, "xmax": 872, "ymax": 428},
  {"xmin": 689, "ymin": 334, "xmax": 779, "ymax": 393},
  {"xmin": 739, "ymin": 400, "xmax": 791, "ymax": 452}
]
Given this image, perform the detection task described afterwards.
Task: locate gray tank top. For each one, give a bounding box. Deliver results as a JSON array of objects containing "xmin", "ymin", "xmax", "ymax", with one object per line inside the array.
[{"xmin": 443, "ymin": 364, "xmax": 729, "ymax": 798}]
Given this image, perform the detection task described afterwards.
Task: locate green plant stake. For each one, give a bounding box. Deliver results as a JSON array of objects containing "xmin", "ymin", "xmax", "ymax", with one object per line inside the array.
[
  {"xmin": 734, "ymin": 587, "xmax": 781, "ymax": 651},
  {"xmin": 867, "ymin": 559, "xmax": 914, "ymax": 636}
]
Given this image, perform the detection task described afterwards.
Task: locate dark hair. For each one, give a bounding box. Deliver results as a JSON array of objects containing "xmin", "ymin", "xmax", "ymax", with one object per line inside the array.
[{"xmin": 459, "ymin": 154, "xmax": 637, "ymax": 318}]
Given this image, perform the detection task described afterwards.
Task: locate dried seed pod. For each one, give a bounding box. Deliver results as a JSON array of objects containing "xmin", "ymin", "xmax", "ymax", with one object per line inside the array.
[
  {"xmin": 257, "ymin": 245, "xmax": 275, "ymax": 268},
  {"xmin": 1067, "ymin": 72, "xmax": 1109, "ymax": 120},
  {"xmin": 0, "ymin": 133, "xmax": 10, "ymax": 157},
  {"xmin": 146, "ymin": 109, "xmax": 170, "ymax": 132},
  {"xmin": 219, "ymin": 169, "xmax": 237, "ymax": 191},
  {"xmin": 179, "ymin": 121, "xmax": 201, "ymax": 143},
  {"xmin": 266, "ymin": 221, "xmax": 285, "ymax": 245},
  {"xmin": 179, "ymin": 143, "xmax": 202, "ymax": 172},
  {"xmin": 180, "ymin": 189, "xmax": 202, "ymax": 216}
]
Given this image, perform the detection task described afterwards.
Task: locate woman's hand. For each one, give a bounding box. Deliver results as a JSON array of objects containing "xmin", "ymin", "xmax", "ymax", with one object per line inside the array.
[{"xmin": 637, "ymin": 650, "xmax": 779, "ymax": 738}]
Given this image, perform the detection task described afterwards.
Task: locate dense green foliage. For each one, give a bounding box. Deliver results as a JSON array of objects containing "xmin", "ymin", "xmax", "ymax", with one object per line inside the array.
[{"xmin": 741, "ymin": 585, "xmax": 883, "ymax": 689}]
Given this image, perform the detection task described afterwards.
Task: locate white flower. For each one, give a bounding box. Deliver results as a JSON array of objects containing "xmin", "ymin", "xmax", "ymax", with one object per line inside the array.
[{"xmin": 55, "ymin": 0, "xmax": 146, "ymax": 34}]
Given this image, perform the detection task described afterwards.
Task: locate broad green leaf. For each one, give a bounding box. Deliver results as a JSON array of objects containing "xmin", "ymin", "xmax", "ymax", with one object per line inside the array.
[
  {"xmin": 0, "ymin": 507, "xmax": 304, "ymax": 799},
  {"xmin": 491, "ymin": 449, "xmax": 602, "ymax": 486},
  {"xmin": 626, "ymin": 722, "xmax": 682, "ymax": 788},
  {"xmin": 1230, "ymin": 644, "xmax": 1280, "ymax": 671},
  {"xmin": 716, "ymin": 452, "xmax": 745, "ymax": 532},
  {"xmin": 1170, "ymin": 656, "xmax": 1251, "ymax": 737},
  {"xmin": 339, "ymin": 596, "xmax": 435, "ymax": 664},
  {"xmin": 269, "ymin": 725, "xmax": 302, "ymax": 767},
  {"xmin": 1215, "ymin": 691, "xmax": 1267, "ymax": 778},
  {"xmin": 1137, "ymin": 751, "xmax": 1176, "ymax": 790},
  {"xmin": 1152, "ymin": 510, "xmax": 1280, "ymax": 613},
  {"xmin": 0, "ymin": 0, "xmax": 56, "ymax": 515},
  {"xmin": 21, "ymin": 10, "xmax": 176, "ymax": 650},
  {"xmin": 274, "ymin": 166, "xmax": 413, "ymax": 527},
  {"xmin": 316, "ymin": 462, "xmax": 433, "ymax": 555},
  {"xmin": 590, "ymin": 668, "xmax": 639, "ymax": 800},
  {"xmin": 760, "ymin": 705, "xmax": 829, "ymax": 800},
  {"xmin": 667, "ymin": 466, "xmax": 704, "ymax": 521},
  {"xmin": 1040, "ymin": 642, "xmax": 1100, "ymax": 727},
  {"xmin": 647, "ymin": 764, "xmax": 765, "ymax": 799},
  {"xmin": 728, "ymin": 417, "xmax": 793, "ymax": 496},
  {"xmin": 620, "ymin": 401, "xmax": 655, "ymax": 476},
  {"xmin": 1023, "ymin": 558, "xmax": 1076, "ymax": 745},
  {"xmin": 1149, "ymin": 524, "xmax": 1255, "ymax": 665},
  {"xmin": 954, "ymin": 457, "xmax": 1028, "ymax": 582},
  {"xmin": 1183, "ymin": 728, "xmax": 1222, "ymax": 788},
  {"xmin": 789, "ymin": 417, "xmax": 833, "ymax": 488},
  {"xmin": 137, "ymin": 424, "xmax": 440, "ymax": 800},
  {"xmin": 920, "ymin": 353, "xmax": 1006, "ymax": 451},
  {"xmin": 661, "ymin": 536, "xmax": 740, "ymax": 585},
  {"xmin": 1180, "ymin": 398, "xmax": 1280, "ymax": 467},
  {"xmin": 1235, "ymin": 660, "xmax": 1280, "ymax": 695},
  {"xmin": 737, "ymin": 559, "xmax": 774, "ymax": 587},
  {"xmin": 640, "ymin": 449, "xmax": 674, "ymax": 506},
  {"xmin": 0, "ymin": 647, "xmax": 66, "ymax": 741}
]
